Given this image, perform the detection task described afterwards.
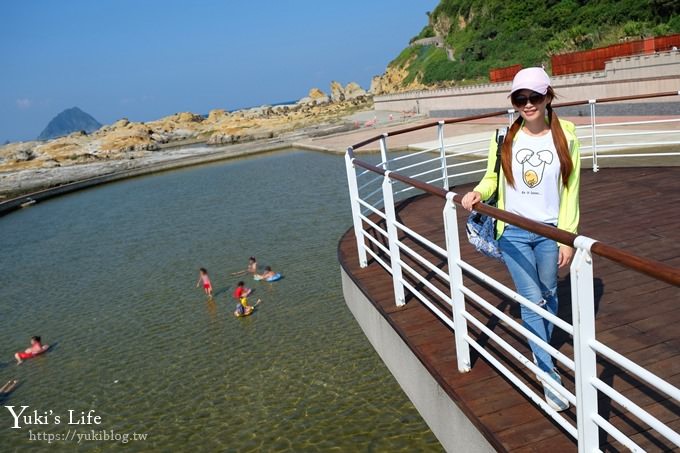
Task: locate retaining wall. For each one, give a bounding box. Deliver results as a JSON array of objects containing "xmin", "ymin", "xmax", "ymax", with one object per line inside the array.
[{"xmin": 374, "ymin": 51, "xmax": 680, "ymax": 116}]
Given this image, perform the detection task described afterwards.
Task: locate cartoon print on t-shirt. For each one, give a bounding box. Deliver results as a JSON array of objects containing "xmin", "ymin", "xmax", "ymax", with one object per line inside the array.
[{"xmin": 515, "ymin": 149, "xmax": 554, "ymax": 188}]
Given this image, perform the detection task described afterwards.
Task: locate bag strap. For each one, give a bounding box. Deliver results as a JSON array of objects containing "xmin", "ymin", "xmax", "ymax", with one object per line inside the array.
[{"xmin": 492, "ymin": 127, "xmax": 507, "ymax": 198}]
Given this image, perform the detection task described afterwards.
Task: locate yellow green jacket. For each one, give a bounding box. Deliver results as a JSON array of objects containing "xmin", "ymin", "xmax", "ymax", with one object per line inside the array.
[{"xmin": 473, "ymin": 119, "xmax": 581, "ymax": 240}]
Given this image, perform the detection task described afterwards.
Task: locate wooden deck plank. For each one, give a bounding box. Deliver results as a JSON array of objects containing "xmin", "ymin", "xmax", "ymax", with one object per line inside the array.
[{"xmin": 339, "ymin": 167, "xmax": 680, "ymax": 451}]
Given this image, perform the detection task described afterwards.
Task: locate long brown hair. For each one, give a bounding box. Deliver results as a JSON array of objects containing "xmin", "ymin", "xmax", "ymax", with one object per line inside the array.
[{"xmin": 501, "ymin": 87, "xmax": 573, "ymax": 188}]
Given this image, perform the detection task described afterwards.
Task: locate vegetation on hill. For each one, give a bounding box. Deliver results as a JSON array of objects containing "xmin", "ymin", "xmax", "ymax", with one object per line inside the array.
[{"xmin": 389, "ymin": 0, "xmax": 680, "ymax": 87}]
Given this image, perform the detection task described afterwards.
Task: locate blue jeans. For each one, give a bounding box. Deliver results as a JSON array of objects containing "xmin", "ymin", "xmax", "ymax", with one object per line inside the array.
[{"xmin": 499, "ymin": 225, "xmax": 559, "ymax": 373}]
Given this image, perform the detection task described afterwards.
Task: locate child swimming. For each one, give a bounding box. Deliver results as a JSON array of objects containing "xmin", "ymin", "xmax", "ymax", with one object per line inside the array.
[
  {"xmin": 196, "ymin": 268, "xmax": 213, "ymax": 299},
  {"xmin": 254, "ymin": 266, "xmax": 281, "ymax": 281},
  {"xmin": 15, "ymin": 336, "xmax": 49, "ymax": 364}
]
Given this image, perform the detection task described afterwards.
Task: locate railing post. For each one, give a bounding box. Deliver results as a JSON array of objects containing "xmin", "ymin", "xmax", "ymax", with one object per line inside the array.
[
  {"xmin": 570, "ymin": 236, "xmax": 600, "ymax": 452},
  {"xmin": 443, "ymin": 192, "xmax": 471, "ymax": 372},
  {"xmin": 382, "ymin": 171, "xmax": 406, "ymax": 306},
  {"xmin": 345, "ymin": 150, "xmax": 367, "ymax": 268},
  {"xmin": 589, "ymin": 99, "xmax": 599, "ymax": 173},
  {"xmin": 438, "ymin": 121, "xmax": 449, "ymax": 189},
  {"xmin": 379, "ymin": 133, "xmax": 389, "ymax": 170}
]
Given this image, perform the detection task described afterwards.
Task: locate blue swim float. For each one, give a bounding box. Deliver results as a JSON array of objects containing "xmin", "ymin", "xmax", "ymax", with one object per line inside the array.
[{"xmin": 265, "ymin": 273, "xmax": 282, "ymax": 282}]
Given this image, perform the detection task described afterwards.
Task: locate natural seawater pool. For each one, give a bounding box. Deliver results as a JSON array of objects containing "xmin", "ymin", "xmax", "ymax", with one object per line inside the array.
[{"xmin": 0, "ymin": 150, "xmax": 442, "ymax": 451}]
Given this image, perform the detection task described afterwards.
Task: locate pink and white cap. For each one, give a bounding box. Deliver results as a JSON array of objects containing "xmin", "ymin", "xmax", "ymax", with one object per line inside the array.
[{"xmin": 510, "ymin": 67, "xmax": 551, "ymax": 95}]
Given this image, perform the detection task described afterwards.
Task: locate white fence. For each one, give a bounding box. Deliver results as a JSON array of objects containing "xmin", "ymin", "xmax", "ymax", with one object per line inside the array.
[{"xmin": 344, "ymin": 92, "xmax": 680, "ymax": 452}]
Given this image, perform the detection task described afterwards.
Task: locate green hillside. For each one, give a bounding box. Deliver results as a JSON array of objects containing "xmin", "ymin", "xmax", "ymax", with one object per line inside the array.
[{"xmin": 390, "ymin": 0, "xmax": 680, "ymax": 86}]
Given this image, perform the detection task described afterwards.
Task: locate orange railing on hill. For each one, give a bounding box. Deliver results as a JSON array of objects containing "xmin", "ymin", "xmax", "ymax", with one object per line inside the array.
[{"xmin": 551, "ymin": 33, "xmax": 680, "ymax": 75}]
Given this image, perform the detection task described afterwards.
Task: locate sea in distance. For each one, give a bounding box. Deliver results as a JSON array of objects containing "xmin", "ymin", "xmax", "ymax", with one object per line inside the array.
[{"xmin": 0, "ymin": 149, "xmax": 442, "ymax": 451}]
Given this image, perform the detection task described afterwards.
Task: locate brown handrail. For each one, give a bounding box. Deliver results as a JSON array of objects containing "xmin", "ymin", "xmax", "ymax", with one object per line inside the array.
[
  {"xmin": 347, "ymin": 91, "xmax": 680, "ymax": 287},
  {"xmin": 352, "ymin": 91, "xmax": 680, "ymax": 151}
]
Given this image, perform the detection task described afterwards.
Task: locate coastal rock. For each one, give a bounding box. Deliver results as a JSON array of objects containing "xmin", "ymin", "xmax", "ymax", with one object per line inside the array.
[
  {"xmin": 207, "ymin": 133, "xmax": 234, "ymax": 145},
  {"xmin": 0, "ymin": 81, "xmax": 374, "ymax": 179},
  {"xmin": 369, "ymin": 75, "xmax": 382, "ymax": 95},
  {"xmin": 8, "ymin": 145, "xmax": 36, "ymax": 162},
  {"xmin": 175, "ymin": 112, "xmax": 204, "ymax": 123},
  {"xmin": 207, "ymin": 109, "xmax": 228, "ymax": 123},
  {"xmin": 308, "ymin": 88, "xmax": 327, "ymax": 100},
  {"xmin": 344, "ymin": 82, "xmax": 367, "ymax": 100},
  {"xmin": 36, "ymin": 136, "xmax": 93, "ymax": 165},
  {"xmin": 99, "ymin": 122, "xmax": 158, "ymax": 154},
  {"xmin": 299, "ymin": 88, "xmax": 332, "ymax": 106},
  {"xmin": 14, "ymin": 149, "xmax": 35, "ymax": 162},
  {"xmin": 40, "ymin": 158, "xmax": 61, "ymax": 168},
  {"xmin": 369, "ymin": 66, "xmax": 427, "ymax": 95},
  {"xmin": 149, "ymin": 112, "xmax": 203, "ymax": 135},
  {"xmin": 113, "ymin": 118, "xmax": 130, "ymax": 129},
  {"xmin": 150, "ymin": 132, "xmax": 170, "ymax": 144},
  {"xmin": 272, "ymin": 105, "xmax": 290, "ymax": 114},
  {"xmin": 330, "ymin": 81, "xmax": 345, "ymax": 102},
  {"xmin": 241, "ymin": 107, "xmax": 269, "ymax": 118},
  {"xmin": 167, "ymin": 128, "xmax": 194, "ymax": 140}
]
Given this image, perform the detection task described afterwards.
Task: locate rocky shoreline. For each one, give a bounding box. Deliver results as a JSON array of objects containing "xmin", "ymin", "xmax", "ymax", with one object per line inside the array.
[
  {"xmin": 0, "ymin": 82, "xmax": 374, "ymax": 200},
  {"xmin": 0, "ymin": 122, "xmax": 364, "ymax": 203}
]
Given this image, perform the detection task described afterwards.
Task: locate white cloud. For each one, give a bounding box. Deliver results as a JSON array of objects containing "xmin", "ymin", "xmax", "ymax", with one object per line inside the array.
[{"xmin": 16, "ymin": 98, "xmax": 32, "ymax": 110}]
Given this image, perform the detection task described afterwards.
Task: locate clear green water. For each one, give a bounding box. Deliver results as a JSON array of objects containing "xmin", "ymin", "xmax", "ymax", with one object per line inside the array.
[{"xmin": 0, "ymin": 150, "xmax": 441, "ymax": 452}]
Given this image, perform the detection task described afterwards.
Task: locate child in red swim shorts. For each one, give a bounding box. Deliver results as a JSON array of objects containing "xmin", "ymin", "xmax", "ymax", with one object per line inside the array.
[{"xmin": 196, "ymin": 268, "xmax": 213, "ymax": 299}]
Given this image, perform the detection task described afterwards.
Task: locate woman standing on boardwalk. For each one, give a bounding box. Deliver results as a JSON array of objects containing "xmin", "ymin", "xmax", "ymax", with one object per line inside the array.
[{"xmin": 462, "ymin": 67, "xmax": 581, "ymax": 412}]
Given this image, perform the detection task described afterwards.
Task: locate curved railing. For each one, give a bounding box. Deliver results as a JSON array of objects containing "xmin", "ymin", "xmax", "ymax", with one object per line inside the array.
[{"xmin": 344, "ymin": 92, "xmax": 680, "ymax": 451}]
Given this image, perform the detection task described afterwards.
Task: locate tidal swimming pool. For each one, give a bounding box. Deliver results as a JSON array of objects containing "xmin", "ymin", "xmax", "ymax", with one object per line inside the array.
[{"xmin": 0, "ymin": 150, "xmax": 442, "ymax": 451}]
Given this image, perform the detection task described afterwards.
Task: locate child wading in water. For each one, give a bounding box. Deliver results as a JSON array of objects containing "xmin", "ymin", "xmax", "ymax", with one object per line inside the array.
[
  {"xmin": 196, "ymin": 268, "xmax": 213, "ymax": 299},
  {"xmin": 15, "ymin": 336, "xmax": 49, "ymax": 364},
  {"xmin": 231, "ymin": 256, "xmax": 257, "ymax": 276},
  {"xmin": 233, "ymin": 281, "xmax": 259, "ymax": 316}
]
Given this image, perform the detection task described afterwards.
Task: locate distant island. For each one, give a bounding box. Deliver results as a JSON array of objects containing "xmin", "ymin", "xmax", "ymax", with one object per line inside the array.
[{"xmin": 38, "ymin": 107, "xmax": 102, "ymax": 141}]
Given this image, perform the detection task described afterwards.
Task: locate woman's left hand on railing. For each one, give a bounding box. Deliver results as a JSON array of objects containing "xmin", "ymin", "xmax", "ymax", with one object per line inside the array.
[{"xmin": 461, "ymin": 191, "xmax": 482, "ymax": 211}]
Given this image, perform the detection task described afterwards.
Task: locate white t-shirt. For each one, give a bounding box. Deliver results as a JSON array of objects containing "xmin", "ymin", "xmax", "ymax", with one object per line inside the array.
[{"xmin": 504, "ymin": 130, "xmax": 561, "ymax": 225}]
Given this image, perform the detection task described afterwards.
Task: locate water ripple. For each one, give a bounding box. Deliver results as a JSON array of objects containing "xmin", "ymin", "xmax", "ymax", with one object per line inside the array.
[{"xmin": 0, "ymin": 150, "xmax": 441, "ymax": 451}]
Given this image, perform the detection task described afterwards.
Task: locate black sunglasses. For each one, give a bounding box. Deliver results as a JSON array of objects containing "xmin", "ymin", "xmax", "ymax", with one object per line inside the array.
[{"xmin": 511, "ymin": 91, "xmax": 546, "ymax": 107}]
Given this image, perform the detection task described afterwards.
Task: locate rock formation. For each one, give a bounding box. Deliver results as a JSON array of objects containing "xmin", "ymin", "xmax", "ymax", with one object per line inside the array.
[
  {"xmin": 369, "ymin": 66, "xmax": 428, "ymax": 96},
  {"xmin": 0, "ymin": 81, "xmax": 373, "ymax": 175},
  {"xmin": 330, "ymin": 81, "xmax": 345, "ymax": 102},
  {"xmin": 344, "ymin": 82, "xmax": 367, "ymax": 100}
]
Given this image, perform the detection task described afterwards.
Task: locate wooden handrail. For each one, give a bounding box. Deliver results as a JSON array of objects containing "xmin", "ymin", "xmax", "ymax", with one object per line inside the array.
[
  {"xmin": 352, "ymin": 91, "xmax": 680, "ymax": 150},
  {"xmin": 347, "ymin": 91, "xmax": 680, "ymax": 287}
]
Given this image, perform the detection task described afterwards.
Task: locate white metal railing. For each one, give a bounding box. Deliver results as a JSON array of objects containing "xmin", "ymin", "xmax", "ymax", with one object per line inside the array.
[{"xmin": 344, "ymin": 92, "xmax": 680, "ymax": 452}]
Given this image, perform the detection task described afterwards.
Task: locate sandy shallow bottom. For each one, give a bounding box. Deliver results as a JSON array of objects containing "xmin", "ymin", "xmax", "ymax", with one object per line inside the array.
[{"xmin": 0, "ymin": 150, "xmax": 442, "ymax": 451}]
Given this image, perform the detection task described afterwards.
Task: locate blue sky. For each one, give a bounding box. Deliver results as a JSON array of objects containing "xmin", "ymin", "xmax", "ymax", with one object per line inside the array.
[{"xmin": 1, "ymin": 0, "xmax": 438, "ymax": 142}]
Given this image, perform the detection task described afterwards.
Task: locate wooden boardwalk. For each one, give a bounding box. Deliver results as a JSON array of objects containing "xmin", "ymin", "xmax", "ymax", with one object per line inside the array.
[{"xmin": 338, "ymin": 167, "xmax": 680, "ymax": 452}]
